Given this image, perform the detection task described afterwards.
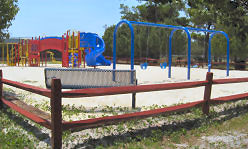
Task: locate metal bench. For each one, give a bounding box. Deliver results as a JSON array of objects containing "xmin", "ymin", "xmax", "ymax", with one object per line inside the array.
[{"xmin": 44, "ymin": 68, "xmax": 136, "ymax": 89}]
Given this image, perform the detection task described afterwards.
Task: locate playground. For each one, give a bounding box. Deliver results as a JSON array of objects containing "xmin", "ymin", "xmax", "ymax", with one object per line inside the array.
[{"xmin": 1, "ymin": 20, "xmax": 248, "ymax": 148}]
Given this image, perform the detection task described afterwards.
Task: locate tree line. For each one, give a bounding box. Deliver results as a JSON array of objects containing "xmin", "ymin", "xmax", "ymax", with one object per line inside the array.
[{"xmin": 102, "ymin": 0, "xmax": 248, "ymax": 65}]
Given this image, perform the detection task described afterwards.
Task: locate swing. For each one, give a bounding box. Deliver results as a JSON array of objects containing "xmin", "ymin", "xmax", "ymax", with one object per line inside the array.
[
  {"xmin": 160, "ymin": 62, "xmax": 167, "ymax": 69},
  {"xmin": 140, "ymin": 62, "xmax": 148, "ymax": 69},
  {"xmin": 140, "ymin": 27, "xmax": 150, "ymax": 70}
]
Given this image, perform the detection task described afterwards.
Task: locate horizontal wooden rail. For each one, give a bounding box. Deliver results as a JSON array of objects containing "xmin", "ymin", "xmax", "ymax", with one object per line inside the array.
[
  {"xmin": 213, "ymin": 77, "xmax": 248, "ymax": 84},
  {"xmin": 62, "ymin": 100, "xmax": 203, "ymax": 131},
  {"xmin": 2, "ymin": 97, "xmax": 51, "ymax": 129},
  {"xmin": 210, "ymin": 92, "xmax": 248, "ymax": 104},
  {"xmin": 62, "ymin": 80, "xmax": 208, "ymax": 98},
  {"xmin": 2, "ymin": 79, "xmax": 51, "ymax": 98}
]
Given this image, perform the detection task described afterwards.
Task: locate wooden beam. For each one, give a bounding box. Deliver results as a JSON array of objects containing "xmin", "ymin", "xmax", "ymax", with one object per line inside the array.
[
  {"xmin": 62, "ymin": 80, "xmax": 208, "ymax": 98},
  {"xmin": 62, "ymin": 100, "xmax": 203, "ymax": 131},
  {"xmin": 213, "ymin": 77, "xmax": 248, "ymax": 84},
  {"xmin": 210, "ymin": 92, "xmax": 248, "ymax": 104},
  {"xmin": 2, "ymin": 78, "xmax": 51, "ymax": 98},
  {"xmin": 2, "ymin": 94, "xmax": 51, "ymax": 129},
  {"xmin": 202, "ymin": 72, "xmax": 213, "ymax": 115},
  {"xmin": 50, "ymin": 79, "xmax": 62, "ymax": 149}
]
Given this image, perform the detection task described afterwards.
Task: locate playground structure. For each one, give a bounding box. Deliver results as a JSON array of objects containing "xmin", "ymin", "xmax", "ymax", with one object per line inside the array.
[
  {"xmin": 0, "ymin": 40, "xmax": 29, "ymax": 66},
  {"xmin": 0, "ymin": 31, "xmax": 111, "ymax": 67}
]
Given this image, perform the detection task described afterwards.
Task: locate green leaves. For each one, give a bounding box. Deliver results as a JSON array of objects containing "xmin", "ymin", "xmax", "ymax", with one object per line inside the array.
[{"xmin": 0, "ymin": 0, "xmax": 19, "ymax": 40}]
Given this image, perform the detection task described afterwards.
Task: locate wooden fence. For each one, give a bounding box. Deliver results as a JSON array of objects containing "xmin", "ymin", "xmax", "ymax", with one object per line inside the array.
[{"xmin": 1, "ymin": 70, "xmax": 248, "ymax": 148}]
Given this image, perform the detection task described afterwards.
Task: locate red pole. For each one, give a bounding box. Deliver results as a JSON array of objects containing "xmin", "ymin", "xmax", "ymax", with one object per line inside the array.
[
  {"xmin": 14, "ymin": 44, "xmax": 17, "ymax": 65},
  {"xmin": 21, "ymin": 40, "xmax": 25, "ymax": 66},
  {"xmin": 41, "ymin": 52, "xmax": 43, "ymax": 66},
  {"xmin": 66, "ymin": 31, "xmax": 69, "ymax": 67},
  {"xmin": 84, "ymin": 48, "xmax": 86, "ymax": 68},
  {"xmin": 72, "ymin": 32, "xmax": 75, "ymax": 67},
  {"xmin": 61, "ymin": 35, "xmax": 67, "ymax": 67},
  {"xmin": 17, "ymin": 43, "xmax": 20, "ymax": 66},
  {"xmin": 38, "ymin": 36, "xmax": 41, "ymax": 66},
  {"xmin": 45, "ymin": 52, "xmax": 47, "ymax": 67},
  {"xmin": 0, "ymin": 70, "xmax": 3, "ymax": 109}
]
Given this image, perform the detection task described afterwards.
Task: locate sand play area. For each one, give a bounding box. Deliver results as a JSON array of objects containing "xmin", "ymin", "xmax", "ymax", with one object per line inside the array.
[{"xmin": 1, "ymin": 64, "xmax": 248, "ymax": 108}]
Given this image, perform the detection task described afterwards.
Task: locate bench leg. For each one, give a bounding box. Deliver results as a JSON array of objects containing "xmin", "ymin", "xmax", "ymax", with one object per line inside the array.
[
  {"xmin": 132, "ymin": 80, "xmax": 138, "ymax": 109},
  {"xmin": 132, "ymin": 93, "xmax": 136, "ymax": 109}
]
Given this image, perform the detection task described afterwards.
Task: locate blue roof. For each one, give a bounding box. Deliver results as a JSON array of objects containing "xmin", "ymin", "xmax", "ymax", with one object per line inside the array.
[{"xmin": 41, "ymin": 36, "xmax": 62, "ymax": 40}]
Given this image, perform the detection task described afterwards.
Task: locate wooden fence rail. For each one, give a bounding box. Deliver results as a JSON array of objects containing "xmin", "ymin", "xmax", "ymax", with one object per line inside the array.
[{"xmin": 1, "ymin": 70, "xmax": 248, "ymax": 148}]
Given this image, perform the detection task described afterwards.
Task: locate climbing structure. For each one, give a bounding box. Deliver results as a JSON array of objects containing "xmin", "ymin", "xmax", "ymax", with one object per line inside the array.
[
  {"xmin": 66, "ymin": 31, "xmax": 84, "ymax": 68},
  {"xmin": 0, "ymin": 31, "xmax": 111, "ymax": 67}
]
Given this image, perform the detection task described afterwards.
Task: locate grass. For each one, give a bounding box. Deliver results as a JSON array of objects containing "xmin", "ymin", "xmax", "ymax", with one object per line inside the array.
[
  {"xmin": 0, "ymin": 89, "xmax": 248, "ymax": 148},
  {"xmin": 0, "ymin": 108, "xmax": 50, "ymax": 149},
  {"xmin": 93, "ymin": 102, "xmax": 248, "ymax": 149}
]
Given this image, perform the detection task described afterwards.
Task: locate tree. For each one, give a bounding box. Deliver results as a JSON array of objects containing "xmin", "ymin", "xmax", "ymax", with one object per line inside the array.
[
  {"xmin": 186, "ymin": 0, "xmax": 248, "ymax": 67},
  {"xmin": 186, "ymin": 0, "xmax": 220, "ymax": 63},
  {"xmin": 211, "ymin": 0, "xmax": 248, "ymax": 67},
  {"xmin": 102, "ymin": 0, "xmax": 189, "ymax": 61},
  {"xmin": 0, "ymin": 0, "xmax": 19, "ymax": 40},
  {"xmin": 136, "ymin": 0, "xmax": 187, "ymax": 25}
]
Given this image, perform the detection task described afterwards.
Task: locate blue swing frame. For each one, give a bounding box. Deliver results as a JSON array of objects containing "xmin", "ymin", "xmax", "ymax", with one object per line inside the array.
[{"xmin": 113, "ymin": 20, "xmax": 230, "ymax": 80}]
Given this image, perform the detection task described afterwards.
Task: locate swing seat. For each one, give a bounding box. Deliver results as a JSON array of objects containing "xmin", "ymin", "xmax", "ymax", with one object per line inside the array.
[
  {"xmin": 192, "ymin": 64, "xmax": 198, "ymax": 68},
  {"xmin": 160, "ymin": 62, "xmax": 167, "ymax": 69},
  {"xmin": 140, "ymin": 62, "xmax": 148, "ymax": 70}
]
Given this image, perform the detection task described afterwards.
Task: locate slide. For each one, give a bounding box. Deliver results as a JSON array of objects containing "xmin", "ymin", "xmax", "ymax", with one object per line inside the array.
[{"xmin": 82, "ymin": 33, "xmax": 111, "ymax": 66}]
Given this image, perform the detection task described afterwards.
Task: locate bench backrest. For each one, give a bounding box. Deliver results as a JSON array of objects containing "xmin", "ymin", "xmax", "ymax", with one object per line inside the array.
[{"xmin": 44, "ymin": 68, "xmax": 136, "ymax": 89}]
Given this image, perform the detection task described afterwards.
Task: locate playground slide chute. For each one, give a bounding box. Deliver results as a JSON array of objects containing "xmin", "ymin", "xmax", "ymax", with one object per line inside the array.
[{"xmin": 82, "ymin": 33, "xmax": 111, "ymax": 66}]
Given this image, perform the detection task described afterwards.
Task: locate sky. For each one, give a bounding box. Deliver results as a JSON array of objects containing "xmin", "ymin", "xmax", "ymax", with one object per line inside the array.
[{"xmin": 8, "ymin": 0, "xmax": 142, "ymax": 38}]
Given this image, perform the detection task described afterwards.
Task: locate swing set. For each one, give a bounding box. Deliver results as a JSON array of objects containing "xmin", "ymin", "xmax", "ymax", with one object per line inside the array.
[{"xmin": 113, "ymin": 20, "xmax": 230, "ymax": 80}]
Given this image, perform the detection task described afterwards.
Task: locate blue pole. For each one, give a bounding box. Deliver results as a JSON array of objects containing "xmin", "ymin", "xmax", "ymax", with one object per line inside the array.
[
  {"xmin": 209, "ymin": 31, "xmax": 230, "ymax": 76},
  {"xmin": 169, "ymin": 28, "xmax": 191, "ymax": 80},
  {"xmin": 184, "ymin": 28, "xmax": 191, "ymax": 80},
  {"xmin": 113, "ymin": 20, "xmax": 135, "ymax": 83},
  {"xmin": 169, "ymin": 29, "xmax": 178, "ymax": 78},
  {"xmin": 219, "ymin": 31, "xmax": 230, "ymax": 77},
  {"xmin": 226, "ymin": 36, "xmax": 230, "ymax": 76},
  {"xmin": 208, "ymin": 35, "xmax": 212, "ymax": 72},
  {"xmin": 130, "ymin": 21, "xmax": 183, "ymax": 30}
]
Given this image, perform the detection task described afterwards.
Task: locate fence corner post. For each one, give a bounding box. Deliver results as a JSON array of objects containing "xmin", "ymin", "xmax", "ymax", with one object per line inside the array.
[
  {"xmin": 0, "ymin": 70, "xmax": 2, "ymax": 109},
  {"xmin": 202, "ymin": 72, "xmax": 213, "ymax": 115},
  {"xmin": 50, "ymin": 78, "xmax": 62, "ymax": 149}
]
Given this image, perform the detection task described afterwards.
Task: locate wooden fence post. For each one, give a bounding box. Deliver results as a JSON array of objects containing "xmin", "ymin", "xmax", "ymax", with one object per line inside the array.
[
  {"xmin": 50, "ymin": 78, "xmax": 62, "ymax": 149},
  {"xmin": 0, "ymin": 70, "xmax": 3, "ymax": 109},
  {"xmin": 202, "ymin": 72, "xmax": 213, "ymax": 115}
]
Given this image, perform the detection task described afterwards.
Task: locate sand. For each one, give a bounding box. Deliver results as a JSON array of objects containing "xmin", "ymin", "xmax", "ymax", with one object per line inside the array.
[{"xmin": 1, "ymin": 64, "xmax": 248, "ymax": 108}]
